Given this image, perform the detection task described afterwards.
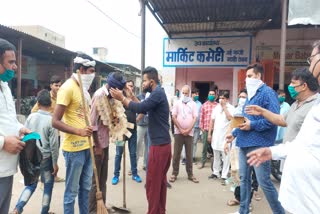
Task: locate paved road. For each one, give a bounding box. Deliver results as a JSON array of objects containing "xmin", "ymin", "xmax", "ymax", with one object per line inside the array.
[{"xmin": 10, "ymin": 141, "xmax": 276, "ymax": 214}]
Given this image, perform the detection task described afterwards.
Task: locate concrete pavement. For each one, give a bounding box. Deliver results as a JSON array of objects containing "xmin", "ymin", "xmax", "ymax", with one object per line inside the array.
[{"xmin": 10, "ymin": 141, "xmax": 276, "ymax": 214}]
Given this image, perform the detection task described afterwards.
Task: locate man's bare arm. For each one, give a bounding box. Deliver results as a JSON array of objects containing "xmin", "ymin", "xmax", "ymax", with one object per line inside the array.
[{"xmin": 52, "ymin": 104, "xmax": 92, "ymax": 136}]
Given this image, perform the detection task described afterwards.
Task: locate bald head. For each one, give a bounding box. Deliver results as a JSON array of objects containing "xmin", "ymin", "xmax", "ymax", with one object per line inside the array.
[{"xmin": 181, "ymin": 85, "xmax": 191, "ymax": 97}]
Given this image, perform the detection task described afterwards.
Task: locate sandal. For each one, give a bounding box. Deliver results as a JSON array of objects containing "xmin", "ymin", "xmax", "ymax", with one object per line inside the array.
[
  {"xmin": 169, "ymin": 175, "xmax": 177, "ymax": 183},
  {"xmin": 227, "ymin": 199, "xmax": 240, "ymax": 206},
  {"xmin": 188, "ymin": 176, "xmax": 199, "ymax": 183}
]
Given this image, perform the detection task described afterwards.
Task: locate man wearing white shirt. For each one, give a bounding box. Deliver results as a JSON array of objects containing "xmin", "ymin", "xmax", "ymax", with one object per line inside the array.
[
  {"xmin": 0, "ymin": 39, "xmax": 30, "ymax": 214},
  {"xmin": 247, "ymin": 40, "xmax": 320, "ymax": 214},
  {"xmin": 208, "ymin": 91, "xmax": 234, "ymax": 184}
]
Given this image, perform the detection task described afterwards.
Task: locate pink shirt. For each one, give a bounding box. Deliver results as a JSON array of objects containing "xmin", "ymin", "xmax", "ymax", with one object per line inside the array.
[{"xmin": 172, "ymin": 100, "xmax": 198, "ymax": 136}]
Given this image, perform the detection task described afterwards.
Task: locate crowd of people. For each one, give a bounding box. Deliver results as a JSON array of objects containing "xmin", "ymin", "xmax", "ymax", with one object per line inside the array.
[{"xmin": 0, "ymin": 37, "xmax": 320, "ymax": 214}]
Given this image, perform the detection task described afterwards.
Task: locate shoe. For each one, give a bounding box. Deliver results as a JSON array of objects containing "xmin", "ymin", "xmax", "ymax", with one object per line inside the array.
[
  {"xmin": 208, "ymin": 174, "xmax": 218, "ymax": 179},
  {"xmin": 166, "ymin": 182, "xmax": 172, "ymax": 189},
  {"xmin": 181, "ymin": 159, "xmax": 186, "ymax": 165},
  {"xmin": 112, "ymin": 176, "xmax": 119, "ymax": 185},
  {"xmin": 132, "ymin": 175, "xmax": 142, "ymax": 183},
  {"xmin": 221, "ymin": 179, "xmax": 226, "ymax": 186}
]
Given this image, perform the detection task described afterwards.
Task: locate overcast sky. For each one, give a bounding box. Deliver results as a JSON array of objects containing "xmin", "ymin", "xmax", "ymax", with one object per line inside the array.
[{"xmin": 0, "ymin": 0, "xmax": 166, "ymax": 70}]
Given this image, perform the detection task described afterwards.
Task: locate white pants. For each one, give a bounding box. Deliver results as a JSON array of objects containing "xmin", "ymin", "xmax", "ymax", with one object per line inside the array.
[{"xmin": 212, "ymin": 150, "xmax": 231, "ymax": 179}]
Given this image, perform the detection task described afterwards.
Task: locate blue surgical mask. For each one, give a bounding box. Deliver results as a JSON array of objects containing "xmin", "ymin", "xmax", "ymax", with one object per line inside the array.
[{"xmin": 0, "ymin": 69, "xmax": 15, "ymax": 82}]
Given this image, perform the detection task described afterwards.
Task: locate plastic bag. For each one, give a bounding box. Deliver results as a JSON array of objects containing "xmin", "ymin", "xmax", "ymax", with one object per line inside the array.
[{"xmin": 19, "ymin": 132, "xmax": 43, "ymax": 186}]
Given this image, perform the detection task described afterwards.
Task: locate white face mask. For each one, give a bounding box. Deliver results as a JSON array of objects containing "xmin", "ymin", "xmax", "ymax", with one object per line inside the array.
[
  {"xmin": 73, "ymin": 73, "xmax": 95, "ymax": 91},
  {"xmin": 81, "ymin": 73, "xmax": 95, "ymax": 91},
  {"xmin": 238, "ymin": 97, "xmax": 246, "ymax": 107},
  {"xmin": 246, "ymin": 77, "xmax": 263, "ymax": 100},
  {"xmin": 181, "ymin": 94, "xmax": 191, "ymax": 103}
]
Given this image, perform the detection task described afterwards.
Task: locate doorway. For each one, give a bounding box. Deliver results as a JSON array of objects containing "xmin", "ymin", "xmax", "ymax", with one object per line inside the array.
[{"xmin": 193, "ymin": 82, "xmax": 210, "ymax": 103}]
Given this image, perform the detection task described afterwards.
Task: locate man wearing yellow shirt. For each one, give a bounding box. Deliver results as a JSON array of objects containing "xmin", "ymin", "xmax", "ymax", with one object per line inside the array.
[
  {"xmin": 31, "ymin": 75, "xmax": 62, "ymax": 114},
  {"xmin": 52, "ymin": 53, "xmax": 95, "ymax": 214}
]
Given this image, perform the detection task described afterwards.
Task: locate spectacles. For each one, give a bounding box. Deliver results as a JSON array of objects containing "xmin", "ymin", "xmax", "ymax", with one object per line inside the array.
[{"xmin": 307, "ymin": 53, "xmax": 320, "ymax": 65}]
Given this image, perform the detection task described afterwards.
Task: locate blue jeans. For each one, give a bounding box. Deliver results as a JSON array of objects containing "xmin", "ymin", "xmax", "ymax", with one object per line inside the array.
[
  {"xmin": 63, "ymin": 149, "xmax": 93, "ymax": 214},
  {"xmin": 16, "ymin": 157, "xmax": 54, "ymax": 214},
  {"xmin": 239, "ymin": 147, "xmax": 284, "ymax": 214},
  {"xmin": 114, "ymin": 130, "xmax": 138, "ymax": 177}
]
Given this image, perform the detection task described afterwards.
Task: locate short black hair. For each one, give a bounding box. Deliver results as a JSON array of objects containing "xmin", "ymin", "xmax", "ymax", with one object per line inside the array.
[
  {"xmin": 191, "ymin": 88, "xmax": 199, "ymax": 94},
  {"xmin": 239, "ymin": 89, "xmax": 247, "ymax": 94},
  {"xmin": 219, "ymin": 90, "xmax": 230, "ymax": 99},
  {"xmin": 142, "ymin": 66, "xmax": 159, "ymax": 83},
  {"xmin": 37, "ymin": 89, "xmax": 51, "ymax": 107},
  {"xmin": 291, "ymin": 68, "xmax": 319, "ymax": 92},
  {"xmin": 0, "ymin": 39, "xmax": 16, "ymax": 62},
  {"xmin": 50, "ymin": 75, "xmax": 62, "ymax": 84},
  {"xmin": 126, "ymin": 80, "xmax": 134, "ymax": 85},
  {"xmin": 73, "ymin": 53, "xmax": 95, "ymax": 72},
  {"xmin": 246, "ymin": 63, "xmax": 264, "ymax": 76}
]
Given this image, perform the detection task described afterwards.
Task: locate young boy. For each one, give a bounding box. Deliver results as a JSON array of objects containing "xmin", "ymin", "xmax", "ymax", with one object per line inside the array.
[{"xmin": 13, "ymin": 89, "xmax": 59, "ymax": 214}]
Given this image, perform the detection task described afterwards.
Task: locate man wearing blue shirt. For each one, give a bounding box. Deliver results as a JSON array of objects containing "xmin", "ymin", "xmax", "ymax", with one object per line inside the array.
[
  {"xmin": 275, "ymin": 89, "xmax": 290, "ymax": 143},
  {"xmin": 227, "ymin": 63, "xmax": 284, "ymax": 214}
]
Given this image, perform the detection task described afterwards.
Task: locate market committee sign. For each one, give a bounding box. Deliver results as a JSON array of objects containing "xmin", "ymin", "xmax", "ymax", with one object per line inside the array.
[{"xmin": 163, "ymin": 36, "xmax": 252, "ymax": 67}]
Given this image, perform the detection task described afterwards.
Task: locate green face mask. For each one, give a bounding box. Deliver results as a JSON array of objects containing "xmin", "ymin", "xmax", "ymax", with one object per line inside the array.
[
  {"xmin": 193, "ymin": 95, "xmax": 199, "ymax": 101},
  {"xmin": 278, "ymin": 96, "xmax": 285, "ymax": 103},
  {"xmin": 288, "ymin": 85, "xmax": 299, "ymax": 99},
  {"xmin": 0, "ymin": 69, "xmax": 15, "ymax": 82},
  {"xmin": 208, "ymin": 95, "xmax": 215, "ymax": 102}
]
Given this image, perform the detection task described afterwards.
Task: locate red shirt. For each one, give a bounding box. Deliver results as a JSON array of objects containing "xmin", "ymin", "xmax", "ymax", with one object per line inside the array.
[{"xmin": 199, "ymin": 101, "xmax": 218, "ymax": 131}]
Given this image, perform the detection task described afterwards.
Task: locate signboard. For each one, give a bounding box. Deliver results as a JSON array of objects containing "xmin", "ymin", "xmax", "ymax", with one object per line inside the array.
[
  {"xmin": 256, "ymin": 46, "xmax": 310, "ymax": 72},
  {"xmin": 163, "ymin": 36, "xmax": 252, "ymax": 67}
]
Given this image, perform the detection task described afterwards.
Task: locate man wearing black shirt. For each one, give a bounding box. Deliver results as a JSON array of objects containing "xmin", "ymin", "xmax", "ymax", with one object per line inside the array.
[{"xmin": 110, "ymin": 66, "xmax": 171, "ymax": 214}]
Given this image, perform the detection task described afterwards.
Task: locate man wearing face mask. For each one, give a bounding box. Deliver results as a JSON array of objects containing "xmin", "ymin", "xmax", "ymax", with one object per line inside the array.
[
  {"xmin": 0, "ymin": 39, "xmax": 31, "ymax": 214},
  {"xmin": 110, "ymin": 66, "xmax": 171, "ymax": 214},
  {"xmin": 198, "ymin": 88, "xmax": 218, "ymax": 169},
  {"xmin": 52, "ymin": 53, "xmax": 95, "ymax": 214},
  {"xmin": 169, "ymin": 85, "xmax": 199, "ymax": 183},
  {"xmin": 208, "ymin": 91, "xmax": 234, "ymax": 183},
  {"xmin": 246, "ymin": 53, "xmax": 320, "ymax": 213},
  {"xmin": 112, "ymin": 80, "xmax": 142, "ymax": 185},
  {"xmin": 226, "ymin": 63, "xmax": 284, "ymax": 214}
]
